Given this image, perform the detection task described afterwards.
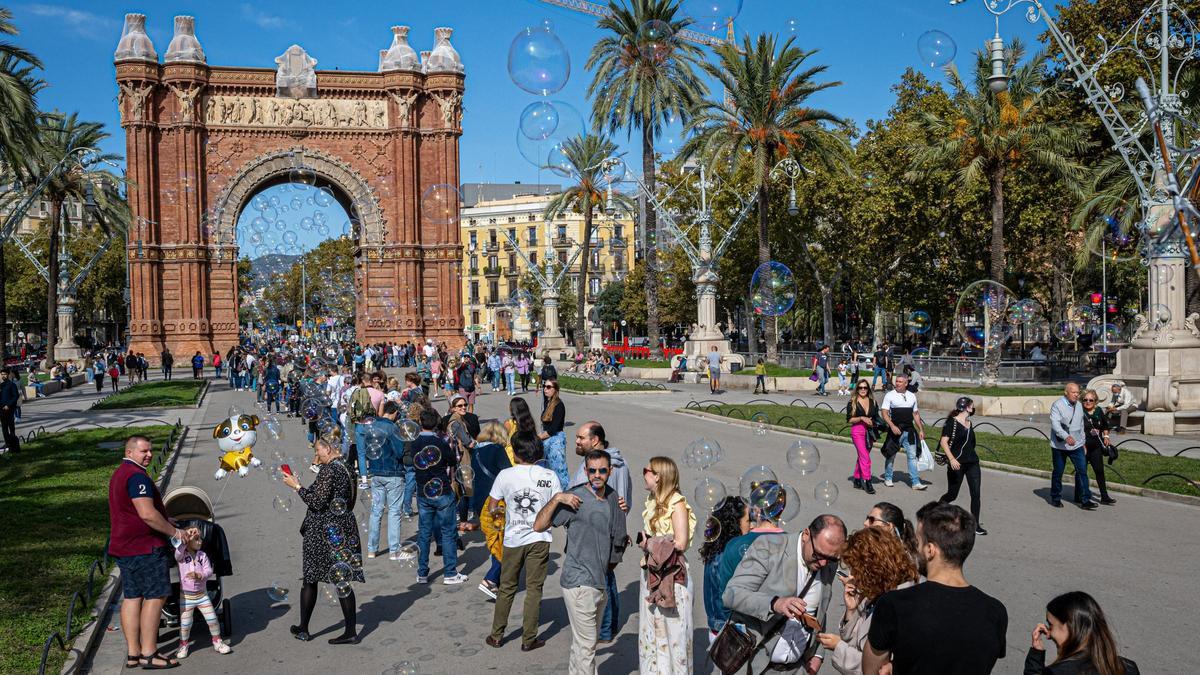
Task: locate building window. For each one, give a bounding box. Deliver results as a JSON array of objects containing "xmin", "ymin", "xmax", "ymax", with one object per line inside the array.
[
  {"xmin": 488, "ymin": 218, "xmax": 496, "ymax": 224},
  {"xmin": 590, "ymin": 277, "xmax": 601, "ymax": 295},
  {"xmin": 557, "ymin": 224, "xmax": 567, "ymax": 239},
  {"xmin": 614, "ymin": 224, "xmax": 623, "ymax": 239},
  {"xmin": 489, "ymin": 281, "xmax": 499, "ymax": 303},
  {"xmin": 591, "ymin": 250, "xmax": 600, "ymax": 266},
  {"xmin": 530, "ymin": 251, "xmax": 537, "ymax": 265},
  {"xmin": 508, "ymin": 253, "xmax": 517, "ymax": 268},
  {"xmin": 489, "ymin": 255, "xmax": 498, "ymax": 268},
  {"xmin": 558, "ymin": 250, "xmax": 568, "ymax": 265},
  {"xmin": 527, "ymin": 227, "xmax": 537, "ymax": 246},
  {"xmin": 470, "ymin": 281, "xmax": 479, "ymax": 304},
  {"xmin": 528, "ymin": 213, "xmax": 537, "ymax": 221},
  {"xmin": 489, "ymin": 230, "xmax": 497, "ymax": 245},
  {"xmin": 469, "ymin": 231, "xmax": 477, "ymax": 248},
  {"xmin": 508, "ymin": 216, "xmax": 516, "ymax": 223},
  {"xmin": 469, "ymin": 256, "xmax": 478, "ymax": 272},
  {"xmin": 469, "ymin": 218, "xmax": 477, "ymax": 226},
  {"xmin": 508, "ymin": 228, "xmax": 516, "ymax": 243},
  {"xmin": 471, "ymin": 310, "xmax": 480, "ymax": 325}
]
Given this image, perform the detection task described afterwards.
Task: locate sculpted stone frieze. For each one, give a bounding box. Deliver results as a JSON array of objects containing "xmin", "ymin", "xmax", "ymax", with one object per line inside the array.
[{"xmin": 202, "ymin": 95, "xmax": 388, "ymax": 130}]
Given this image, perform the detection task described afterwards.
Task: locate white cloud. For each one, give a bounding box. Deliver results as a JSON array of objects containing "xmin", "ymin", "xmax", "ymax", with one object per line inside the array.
[
  {"xmin": 22, "ymin": 3, "xmax": 118, "ymax": 40},
  {"xmin": 240, "ymin": 4, "xmax": 289, "ymax": 30}
]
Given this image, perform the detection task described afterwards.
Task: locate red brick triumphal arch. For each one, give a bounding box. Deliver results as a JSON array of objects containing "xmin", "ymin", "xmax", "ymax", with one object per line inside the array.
[{"xmin": 114, "ymin": 14, "xmax": 466, "ymax": 358}]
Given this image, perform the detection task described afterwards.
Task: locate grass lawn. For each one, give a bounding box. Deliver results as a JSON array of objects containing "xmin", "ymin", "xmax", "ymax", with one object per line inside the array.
[
  {"xmin": 761, "ymin": 364, "xmax": 815, "ymax": 378},
  {"xmin": 0, "ymin": 424, "xmax": 177, "ymax": 674},
  {"xmin": 91, "ymin": 379, "xmax": 206, "ymax": 410},
  {"xmin": 559, "ymin": 375, "xmax": 661, "ymax": 392},
  {"xmin": 18, "ymin": 373, "xmax": 50, "ymax": 387},
  {"xmin": 623, "ymin": 359, "xmax": 671, "ymax": 368},
  {"xmin": 694, "ymin": 403, "xmax": 1200, "ymax": 498},
  {"xmin": 929, "ymin": 385, "xmax": 1065, "ymax": 397}
]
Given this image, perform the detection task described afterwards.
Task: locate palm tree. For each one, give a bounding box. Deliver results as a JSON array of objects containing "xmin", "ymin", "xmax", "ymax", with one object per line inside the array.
[
  {"xmin": 544, "ymin": 133, "xmax": 635, "ymax": 351},
  {"xmin": 23, "ymin": 112, "xmax": 123, "ymax": 363},
  {"xmin": 909, "ymin": 40, "xmax": 1088, "ymax": 284},
  {"xmin": 683, "ymin": 33, "xmax": 850, "ymax": 363},
  {"xmin": 0, "ymin": 8, "xmax": 44, "ymax": 360},
  {"xmin": 588, "ymin": 0, "xmax": 708, "ymax": 359}
]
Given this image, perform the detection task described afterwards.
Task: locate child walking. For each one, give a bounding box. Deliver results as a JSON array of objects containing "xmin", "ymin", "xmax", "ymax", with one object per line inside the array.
[
  {"xmin": 753, "ymin": 358, "xmax": 768, "ymax": 395},
  {"xmin": 175, "ymin": 528, "xmax": 231, "ymax": 658},
  {"xmin": 837, "ymin": 359, "xmax": 850, "ymax": 395}
]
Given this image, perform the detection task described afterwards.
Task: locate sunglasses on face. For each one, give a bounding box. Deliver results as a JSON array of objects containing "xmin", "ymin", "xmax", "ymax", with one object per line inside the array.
[
  {"xmin": 865, "ymin": 515, "xmax": 885, "ymax": 526},
  {"xmin": 1083, "ymin": 398, "xmax": 1097, "ymax": 403},
  {"xmin": 642, "ymin": 467, "xmax": 657, "ymax": 476},
  {"xmin": 856, "ymin": 386, "xmax": 870, "ymax": 391},
  {"xmin": 586, "ymin": 467, "xmax": 610, "ymax": 475},
  {"xmin": 453, "ymin": 403, "xmax": 467, "ymax": 408}
]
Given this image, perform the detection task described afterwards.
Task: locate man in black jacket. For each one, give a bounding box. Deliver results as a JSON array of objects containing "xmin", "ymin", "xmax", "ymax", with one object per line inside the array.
[{"xmin": 0, "ymin": 368, "xmax": 22, "ymax": 453}]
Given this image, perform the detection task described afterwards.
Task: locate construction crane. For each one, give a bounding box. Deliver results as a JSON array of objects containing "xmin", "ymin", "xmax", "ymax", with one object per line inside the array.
[{"xmin": 539, "ymin": 0, "xmax": 734, "ymax": 47}]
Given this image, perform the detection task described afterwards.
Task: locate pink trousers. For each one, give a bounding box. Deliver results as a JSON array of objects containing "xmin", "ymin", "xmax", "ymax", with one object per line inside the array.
[{"xmin": 851, "ymin": 424, "xmax": 872, "ymax": 479}]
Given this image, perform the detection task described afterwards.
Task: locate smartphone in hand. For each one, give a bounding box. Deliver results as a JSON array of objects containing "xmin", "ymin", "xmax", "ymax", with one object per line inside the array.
[{"xmin": 281, "ymin": 464, "xmax": 293, "ymax": 476}]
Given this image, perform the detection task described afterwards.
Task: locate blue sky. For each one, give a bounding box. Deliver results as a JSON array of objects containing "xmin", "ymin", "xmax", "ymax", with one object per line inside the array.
[{"xmin": 14, "ymin": 0, "xmax": 1048, "ymax": 250}]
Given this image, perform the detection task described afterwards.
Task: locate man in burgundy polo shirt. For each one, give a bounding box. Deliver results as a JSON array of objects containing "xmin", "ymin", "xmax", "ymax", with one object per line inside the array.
[{"xmin": 109, "ymin": 435, "xmax": 186, "ymax": 669}]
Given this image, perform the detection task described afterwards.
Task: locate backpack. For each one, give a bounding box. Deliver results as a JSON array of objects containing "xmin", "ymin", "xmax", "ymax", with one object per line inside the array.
[{"xmin": 349, "ymin": 387, "xmax": 374, "ymax": 423}]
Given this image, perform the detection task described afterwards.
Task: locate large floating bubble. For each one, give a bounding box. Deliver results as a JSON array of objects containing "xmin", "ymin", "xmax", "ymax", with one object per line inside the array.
[
  {"xmin": 693, "ymin": 476, "xmax": 727, "ymax": 512},
  {"xmin": 519, "ymin": 100, "xmax": 559, "ymax": 141},
  {"xmin": 750, "ymin": 261, "xmax": 796, "ymax": 317},
  {"xmin": 516, "ymin": 100, "xmax": 585, "ymax": 173},
  {"xmin": 955, "ymin": 280, "xmax": 1014, "ymax": 351},
  {"xmin": 917, "ymin": 30, "xmax": 956, "ymax": 69},
  {"xmin": 786, "ymin": 440, "xmax": 820, "ymax": 475},
  {"xmin": 508, "ymin": 22, "xmax": 570, "ymax": 96},
  {"xmin": 637, "ymin": 20, "xmax": 675, "ymax": 63},
  {"xmin": 683, "ymin": 0, "xmax": 744, "ymax": 32},
  {"xmin": 906, "ymin": 310, "xmax": 931, "ymax": 335},
  {"xmin": 739, "ymin": 465, "xmax": 777, "ymax": 500},
  {"xmin": 421, "ymin": 184, "xmax": 461, "ymax": 226}
]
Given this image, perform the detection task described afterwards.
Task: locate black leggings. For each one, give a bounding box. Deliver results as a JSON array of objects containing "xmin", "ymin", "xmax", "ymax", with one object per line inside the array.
[
  {"xmin": 297, "ymin": 581, "xmax": 356, "ymax": 638},
  {"xmin": 939, "ymin": 461, "xmax": 982, "ymax": 523},
  {"xmin": 1085, "ymin": 445, "xmax": 1110, "ymax": 500}
]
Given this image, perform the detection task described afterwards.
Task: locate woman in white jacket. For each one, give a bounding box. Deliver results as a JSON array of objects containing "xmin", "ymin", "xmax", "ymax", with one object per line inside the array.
[{"xmin": 816, "ymin": 527, "xmax": 918, "ymax": 674}]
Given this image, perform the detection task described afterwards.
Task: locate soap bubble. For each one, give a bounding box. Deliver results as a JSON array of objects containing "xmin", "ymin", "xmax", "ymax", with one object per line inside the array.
[
  {"xmin": 684, "ymin": 0, "xmax": 744, "ymax": 32},
  {"xmin": 1053, "ymin": 320, "xmax": 1079, "ymax": 340},
  {"xmin": 519, "ymin": 100, "xmax": 559, "ymax": 141},
  {"xmin": 1007, "ymin": 298, "xmax": 1042, "ymax": 325},
  {"xmin": 335, "ymin": 580, "xmax": 353, "ymax": 598},
  {"xmin": 397, "ymin": 541, "xmax": 418, "ymax": 567},
  {"xmin": 684, "ymin": 438, "xmax": 723, "ymax": 470},
  {"xmin": 251, "ymin": 216, "xmax": 269, "ymax": 234},
  {"xmin": 516, "ymin": 100, "xmax": 584, "ymax": 172},
  {"xmin": 750, "ymin": 262, "xmax": 796, "ymax": 317},
  {"xmin": 739, "ymin": 465, "xmax": 778, "ymax": 500},
  {"xmin": 282, "ymin": 230, "xmax": 298, "ymax": 246},
  {"xmin": 398, "ymin": 420, "xmax": 420, "ymax": 442},
  {"xmin": 1091, "ymin": 323, "xmax": 1122, "ymax": 353},
  {"xmin": 813, "ymin": 480, "xmax": 839, "ymax": 507},
  {"xmin": 955, "ymin": 280, "xmax": 1014, "ymax": 351},
  {"xmin": 330, "ymin": 497, "xmax": 348, "ymax": 516},
  {"xmin": 1150, "ymin": 303, "xmax": 1172, "ymax": 326},
  {"xmin": 414, "ymin": 446, "xmax": 441, "ymax": 470},
  {"xmin": 917, "ymin": 30, "xmax": 956, "ymax": 69},
  {"xmin": 784, "ymin": 18, "xmax": 800, "ymax": 33},
  {"xmin": 637, "ymin": 20, "xmax": 675, "ymax": 63},
  {"xmin": 1022, "ymin": 399, "xmax": 1044, "ymax": 421},
  {"xmin": 421, "ymin": 184, "xmax": 461, "ymax": 226},
  {"xmin": 508, "ymin": 22, "xmax": 570, "ymax": 96},
  {"xmin": 289, "ymin": 166, "xmax": 316, "ymax": 186},
  {"xmin": 786, "ymin": 440, "xmax": 820, "ymax": 475},
  {"xmin": 661, "ymin": 271, "xmax": 678, "ymax": 289},
  {"xmin": 751, "ymin": 412, "xmax": 769, "ymax": 436},
  {"xmin": 267, "ymin": 581, "xmax": 289, "ymax": 602},
  {"xmin": 906, "ymin": 311, "xmax": 931, "ymax": 334},
  {"xmin": 394, "ymin": 661, "xmax": 419, "ymax": 674},
  {"xmin": 703, "ymin": 515, "xmax": 722, "ymax": 542},
  {"xmin": 314, "ymin": 187, "xmax": 334, "ymax": 207},
  {"xmin": 273, "ymin": 494, "xmax": 292, "ymax": 512},
  {"xmin": 330, "ymin": 561, "xmax": 355, "ymax": 585},
  {"xmin": 749, "ymin": 480, "xmax": 801, "ymax": 524},
  {"xmin": 693, "ymin": 476, "xmax": 727, "ymax": 512},
  {"xmin": 423, "ymin": 477, "xmax": 446, "ymax": 498},
  {"xmin": 1088, "ymin": 201, "xmax": 1143, "ymax": 263}
]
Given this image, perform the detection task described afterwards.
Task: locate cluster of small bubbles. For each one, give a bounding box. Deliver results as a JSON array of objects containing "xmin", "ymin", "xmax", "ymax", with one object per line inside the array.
[{"xmin": 750, "ymin": 262, "xmax": 796, "ymax": 317}]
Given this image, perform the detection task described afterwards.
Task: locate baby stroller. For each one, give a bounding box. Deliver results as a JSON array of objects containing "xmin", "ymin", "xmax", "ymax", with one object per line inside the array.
[{"xmin": 160, "ymin": 487, "xmax": 234, "ymax": 638}]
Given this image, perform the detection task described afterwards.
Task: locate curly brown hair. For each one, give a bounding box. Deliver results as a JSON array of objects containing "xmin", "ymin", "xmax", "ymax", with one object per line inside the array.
[{"xmin": 842, "ymin": 527, "xmax": 918, "ymax": 604}]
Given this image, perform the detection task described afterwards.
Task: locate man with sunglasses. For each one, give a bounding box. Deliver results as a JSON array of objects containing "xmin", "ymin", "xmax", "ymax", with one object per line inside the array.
[
  {"xmin": 533, "ymin": 449, "xmax": 627, "ymax": 674},
  {"xmin": 1049, "ymin": 383, "xmax": 1096, "ymax": 509},
  {"xmin": 724, "ymin": 514, "xmax": 847, "ymax": 674}
]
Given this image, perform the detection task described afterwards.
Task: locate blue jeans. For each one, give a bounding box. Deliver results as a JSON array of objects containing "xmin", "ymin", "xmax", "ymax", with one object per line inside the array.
[
  {"xmin": 598, "ymin": 568, "xmax": 619, "ymax": 641},
  {"xmin": 485, "ymin": 555, "xmax": 502, "ymax": 585},
  {"xmin": 368, "ymin": 476, "xmax": 404, "ymax": 554},
  {"xmin": 872, "ymin": 367, "xmax": 887, "ymax": 388},
  {"xmin": 491, "ymin": 369, "xmax": 502, "ymax": 390},
  {"xmin": 353, "ymin": 423, "xmax": 370, "ymax": 479},
  {"xmin": 402, "ymin": 466, "xmax": 417, "ymax": 516},
  {"xmin": 417, "ymin": 493, "xmax": 458, "ymax": 577},
  {"xmin": 1051, "ymin": 447, "xmax": 1092, "ymax": 503},
  {"xmin": 884, "ymin": 434, "xmax": 922, "ymax": 487},
  {"xmin": 505, "ymin": 371, "xmax": 516, "ymax": 394},
  {"xmin": 214, "ymin": 365, "xmax": 223, "ymax": 378},
  {"xmin": 816, "ymin": 367, "xmax": 829, "ymax": 394}
]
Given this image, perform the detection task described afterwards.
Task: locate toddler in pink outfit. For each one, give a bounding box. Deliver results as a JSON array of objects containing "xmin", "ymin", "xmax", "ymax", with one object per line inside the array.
[{"xmin": 175, "ymin": 527, "xmax": 231, "ymax": 658}]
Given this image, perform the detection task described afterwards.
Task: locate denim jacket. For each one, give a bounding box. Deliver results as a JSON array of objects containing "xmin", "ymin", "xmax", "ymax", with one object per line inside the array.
[{"xmin": 366, "ymin": 417, "xmax": 405, "ymax": 477}]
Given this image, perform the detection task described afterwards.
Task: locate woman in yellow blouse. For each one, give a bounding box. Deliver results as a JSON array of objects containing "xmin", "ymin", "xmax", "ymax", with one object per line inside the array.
[{"xmin": 638, "ymin": 456, "xmax": 696, "ymax": 673}]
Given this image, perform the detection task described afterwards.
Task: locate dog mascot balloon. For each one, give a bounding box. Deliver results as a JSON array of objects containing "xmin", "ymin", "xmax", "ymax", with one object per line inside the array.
[{"xmin": 213, "ymin": 414, "xmax": 262, "ymax": 479}]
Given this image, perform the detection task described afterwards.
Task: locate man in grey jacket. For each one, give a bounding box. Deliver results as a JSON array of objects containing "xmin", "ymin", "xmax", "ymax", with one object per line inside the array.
[
  {"xmin": 1049, "ymin": 383, "xmax": 1095, "ymax": 509},
  {"xmin": 569, "ymin": 421, "xmax": 631, "ymax": 642},
  {"xmin": 724, "ymin": 514, "xmax": 847, "ymax": 674}
]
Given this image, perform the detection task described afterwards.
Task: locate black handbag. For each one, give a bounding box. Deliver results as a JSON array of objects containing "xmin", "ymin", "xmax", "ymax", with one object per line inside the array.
[{"xmin": 708, "ymin": 572, "xmax": 819, "ymax": 674}]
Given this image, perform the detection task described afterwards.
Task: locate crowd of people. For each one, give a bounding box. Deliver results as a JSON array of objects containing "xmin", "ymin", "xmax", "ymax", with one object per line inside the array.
[{"xmin": 94, "ymin": 333, "xmax": 1145, "ymax": 674}]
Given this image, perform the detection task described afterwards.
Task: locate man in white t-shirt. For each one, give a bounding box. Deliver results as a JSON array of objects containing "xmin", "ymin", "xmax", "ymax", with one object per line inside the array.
[
  {"xmin": 880, "ymin": 374, "xmax": 926, "ymax": 489},
  {"xmin": 423, "ymin": 340, "xmax": 436, "ymax": 360},
  {"xmin": 485, "ymin": 432, "xmax": 561, "ymax": 651}
]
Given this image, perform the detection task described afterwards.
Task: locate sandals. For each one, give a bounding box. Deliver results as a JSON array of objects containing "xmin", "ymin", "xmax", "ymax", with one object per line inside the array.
[
  {"xmin": 139, "ymin": 652, "xmax": 180, "ymax": 669},
  {"xmin": 125, "ymin": 655, "xmax": 141, "ymax": 668}
]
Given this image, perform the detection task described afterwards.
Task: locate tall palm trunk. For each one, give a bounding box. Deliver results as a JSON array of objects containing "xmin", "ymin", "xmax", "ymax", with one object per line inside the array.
[
  {"xmin": 642, "ymin": 124, "xmax": 662, "ymax": 359},
  {"xmin": 983, "ymin": 162, "xmax": 1007, "ymax": 385},
  {"xmin": 45, "ymin": 198, "xmax": 61, "ymax": 364},
  {"xmin": 575, "ymin": 197, "xmax": 593, "ymax": 352},
  {"xmin": 0, "ymin": 244, "xmax": 7, "ymax": 360},
  {"xmin": 757, "ymin": 178, "xmax": 778, "ymax": 362}
]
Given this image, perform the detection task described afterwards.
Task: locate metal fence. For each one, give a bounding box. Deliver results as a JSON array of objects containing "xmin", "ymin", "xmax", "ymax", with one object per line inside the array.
[
  {"xmin": 37, "ymin": 419, "xmax": 183, "ymax": 675},
  {"xmin": 740, "ymin": 350, "xmax": 1077, "ymax": 383}
]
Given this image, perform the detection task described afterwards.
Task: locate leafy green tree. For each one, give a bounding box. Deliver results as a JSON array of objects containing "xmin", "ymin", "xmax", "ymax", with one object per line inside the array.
[
  {"xmin": 543, "ymin": 133, "xmax": 634, "ymax": 350},
  {"xmin": 683, "ymin": 33, "xmax": 850, "ymax": 361},
  {"xmin": 588, "ymin": 0, "xmax": 708, "ymax": 358}
]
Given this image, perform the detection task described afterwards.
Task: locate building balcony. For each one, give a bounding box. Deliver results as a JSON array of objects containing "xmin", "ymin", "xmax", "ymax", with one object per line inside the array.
[
  {"xmin": 588, "ymin": 263, "xmax": 606, "ymax": 275},
  {"xmin": 484, "ymin": 241, "xmax": 500, "ymax": 252},
  {"xmin": 467, "ymin": 267, "xmax": 479, "ymax": 277},
  {"xmin": 504, "ymin": 266, "xmax": 520, "ymax": 277},
  {"xmin": 484, "ymin": 266, "xmax": 502, "ymax": 277},
  {"xmin": 552, "ymin": 235, "xmax": 573, "ymax": 248},
  {"xmin": 526, "ymin": 239, "xmax": 538, "ymax": 248}
]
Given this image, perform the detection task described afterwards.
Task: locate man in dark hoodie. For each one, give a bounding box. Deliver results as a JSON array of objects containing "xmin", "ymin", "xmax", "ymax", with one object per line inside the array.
[{"xmin": 569, "ymin": 422, "xmax": 631, "ymax": 643}]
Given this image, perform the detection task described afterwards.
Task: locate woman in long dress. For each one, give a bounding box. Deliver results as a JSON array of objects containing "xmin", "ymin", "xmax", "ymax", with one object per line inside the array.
[
  {"xmin": 638, "ymin": 456, "xmax": 696, "ymax": 673},
  {"xmin": 281, "ymin": 438, "xmax": 364, "ymax": 644}
]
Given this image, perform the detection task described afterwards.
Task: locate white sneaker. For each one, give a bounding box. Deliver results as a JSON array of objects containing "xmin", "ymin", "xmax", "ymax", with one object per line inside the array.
[
  {"xmin": 176, "ymin": 642, "xmax": 190, "ymax": 659},
  {"xmin": 212, "ymin": 639, "xmax": 231, "ymax": 654},
  {"xmin": 443, "ymin": 573, "xmax": 469, "ymax": 585},
  {"xmin": 388, "ymin": 552, "xmax": 400, "ymax": 561},
  {"xmin": 416, "ymin": 574, "xmax": 428, "ymax": 583},
  {"xmin": 884, "ymin": 479, "xmax": 894, "ymax": 487},
  {"xmin": 912, "ymin": 483, "xmax": 928, "ymax": 491}
]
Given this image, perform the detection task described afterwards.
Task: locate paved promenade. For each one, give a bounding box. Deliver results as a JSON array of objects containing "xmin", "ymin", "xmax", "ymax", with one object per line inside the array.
[{"xmin": 50, "ymin": 372, "xmax": 1197, "ymax": 673}]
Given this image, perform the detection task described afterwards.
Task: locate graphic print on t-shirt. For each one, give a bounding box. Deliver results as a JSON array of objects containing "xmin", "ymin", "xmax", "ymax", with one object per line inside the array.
[{"xmin": 510, "ymin": 487, "xmax": 542, "ymax": 521}]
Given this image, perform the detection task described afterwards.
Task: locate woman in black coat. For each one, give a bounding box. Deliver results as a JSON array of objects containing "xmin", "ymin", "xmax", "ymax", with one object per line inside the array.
[
  {"xmin": 1026, "ymin": 591, "xmax": 1139, "ymax": 674},
  {"xmin": 281, "ymin": 438, "xmax": 364, "ymax": 644}
]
